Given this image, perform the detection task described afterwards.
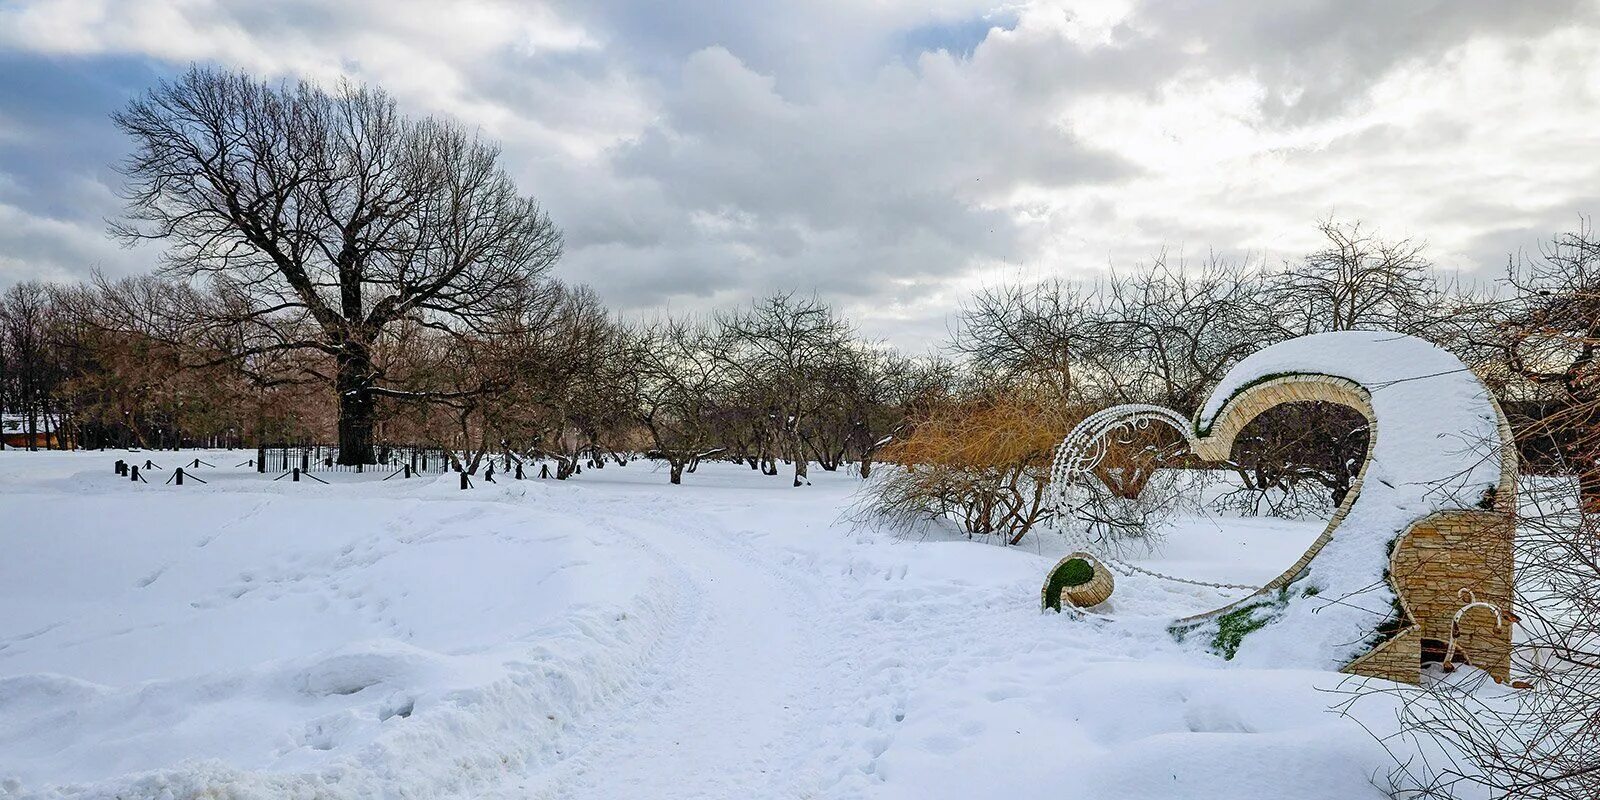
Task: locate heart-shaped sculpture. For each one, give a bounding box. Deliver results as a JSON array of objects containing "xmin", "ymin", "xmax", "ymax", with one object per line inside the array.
[{"xmin": 1047, "ymin": 331, "xmax": 1516, "ymax": 684}]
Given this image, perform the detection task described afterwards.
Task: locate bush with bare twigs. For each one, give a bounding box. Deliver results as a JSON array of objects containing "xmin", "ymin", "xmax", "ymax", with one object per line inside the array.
[{"xmin": 1333, "ymin": 468, "xmax": 1599, "ymax": 799}]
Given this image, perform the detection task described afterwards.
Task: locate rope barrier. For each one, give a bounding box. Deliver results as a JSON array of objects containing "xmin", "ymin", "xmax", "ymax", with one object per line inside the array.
[
  {"xmin": 1097, "ymin": 552, "xmax": 1262, "ymax": 592},
  {"xmin": 1047, "ymin": 405, "xmax": 1269, "ymax": 594}
]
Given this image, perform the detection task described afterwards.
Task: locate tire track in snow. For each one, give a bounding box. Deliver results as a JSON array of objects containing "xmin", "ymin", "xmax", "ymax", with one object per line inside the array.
[
  {"xmin": 502, "ymin": 489, "xmax": 832, "ymax": 799},
  {"xmin": 497, "ymin": 486, "xmax": 936, "ymax": 800}
]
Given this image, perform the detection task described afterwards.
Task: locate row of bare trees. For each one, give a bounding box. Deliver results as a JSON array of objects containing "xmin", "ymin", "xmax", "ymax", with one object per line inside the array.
[
  {"xmin": 0, "ymin": 275, "xmax": 950, "ymax": 486},
  {"xmin": 631, "ymin": 295, "xmax": 948, "ymax": 485},
  {"xmin": 7, "ymin": 64, "xmax": 1600, "ymax": 515},
  {"xmin": 9, "ymin": 210, "xmax": 1600, "ymax": 507},
  {"xmin": 853, "ymin": 219, "xmax": 1600, "ymax": 547}
]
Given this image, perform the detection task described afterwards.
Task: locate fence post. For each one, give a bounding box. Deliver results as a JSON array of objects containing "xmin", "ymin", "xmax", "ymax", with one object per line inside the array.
[
  {"xmin": 130, "ymin": 465, "xmax": 140, "ymax": 482},
  {"xmin": 257, "ymin": 445, "xmax": 266, "ymax": 473},
  {"xmin": 293, "ymin": 467, "xmax": 301, "ymax": 482},
  {"xmin": 115, "ymin": 459, "xmax": 126, "ymax": 476},
  {"xmin": 404, "ymin": 464, "xmax": 413, "ymax": 478},
  {"xmin": 460, "ymin": 472, "xmax": 470, "ymax": 490},
  {"xmin": 515, "ymin": 463, "xmax": 524, "ymax": 480},
  {"xmin": 175, "ymin": 467, "xmax": 184, "ymax": 486}
]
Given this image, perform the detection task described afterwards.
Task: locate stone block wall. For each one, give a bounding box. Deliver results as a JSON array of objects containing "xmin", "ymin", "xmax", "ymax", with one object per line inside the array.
[{"xmin": 1367, "ymin": 510, "xmax": 1515, "ymax": 682}]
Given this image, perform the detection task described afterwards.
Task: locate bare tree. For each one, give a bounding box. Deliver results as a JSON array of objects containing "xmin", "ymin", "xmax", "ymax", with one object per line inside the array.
[
  {"xmin": 1271, "ymin": 219, "xmax": 1442, "ymax": 335},
  {"xmin": 1215, "ymin": 402, "xmax": 1369, "ymax": 515},
  {"xmin": 954, "ymin": 258, "xmax": 1281, "ymax": 413},
  {"xmin": 0, "ymin": 282, "xmax": 53, "ymax": 450},
  {"xmin": 521, "ymin": 285, "xmax": 636, "ymax": 478},
  {"xmin": 631, "ymin": 318, "xmax": 727, "ymax": 485},
  {"xmin": 111, "ymin": 67, "xmax": 562, "ymax": 463},
  {"xmin": 1493, "ymin": 224, "xmax": 1600, "ymax": 512},
  {"xmin": 954, "ymin": 279, "xmax": 1097, "ymax": 406},
  {"xmin": 717, "ymin": 293, "xmax": 855, "ymax": 486},
  {"xmin": 1090, "ymin": 255, "xmax": 1282, "ymax": 412},
  {"xmin": 836, "ymin": 348, "xmax": 951, "ymax": 479}
]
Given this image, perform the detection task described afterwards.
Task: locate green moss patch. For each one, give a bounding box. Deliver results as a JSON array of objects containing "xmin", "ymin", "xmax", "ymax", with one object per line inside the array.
[
  {"xmin": 1060, "ymin": 558, "xmax": 1094, "ymax": 586},
  {"xmin": 1210, "ymin": 604, "xmax": 1274, "ymax": 659},
  {"xmin": 1169, "ymin": 585, "xmax": 1295, "ymax": 659},
  {"xmin": 1042, "ymin": 558, "xmax": 1096, "ymax": 612}
]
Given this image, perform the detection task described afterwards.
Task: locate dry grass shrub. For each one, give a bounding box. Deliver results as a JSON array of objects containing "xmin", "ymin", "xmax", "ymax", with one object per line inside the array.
[{"xmin": 858, "ymin": 392, "xmax": 1077, "ymax": 544}]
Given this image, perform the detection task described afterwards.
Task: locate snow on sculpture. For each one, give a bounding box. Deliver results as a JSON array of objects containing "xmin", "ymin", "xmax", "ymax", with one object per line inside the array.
[{"xmin": 1045, "ymin": 331, "xmax": 1516, "ymax": 684}]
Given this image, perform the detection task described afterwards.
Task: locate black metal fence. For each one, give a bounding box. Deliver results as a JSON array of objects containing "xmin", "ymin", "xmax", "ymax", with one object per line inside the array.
[{"xmin": 253, "ymin": 443, "xmax": 459, "ymax": 475}]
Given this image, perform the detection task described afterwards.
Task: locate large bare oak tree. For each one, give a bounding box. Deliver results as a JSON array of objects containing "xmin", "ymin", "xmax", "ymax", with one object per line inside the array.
[{"xmin": 112, "ymin": 67, "xmax": 562, "ymax": 463}]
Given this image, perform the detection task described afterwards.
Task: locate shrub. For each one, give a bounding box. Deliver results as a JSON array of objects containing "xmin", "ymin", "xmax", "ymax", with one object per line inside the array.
[{"xmin": 856, "ymin": 392, "xmax": 1077, "ymax": 544}]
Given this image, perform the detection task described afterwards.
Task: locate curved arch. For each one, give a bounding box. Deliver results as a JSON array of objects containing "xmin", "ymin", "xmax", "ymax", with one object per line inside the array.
[
  {"xmin": 1180, "ymin": 375, "xmax": 1376, "ymax": 615},
  {"xmin": 1048, "ymin": 403, "xmax": 1194, "ymax": 504},
  {"xmin": 1189, "ymin": 374, "xmax": 1373, "ymax": 458},
  {"xmin": 1184, "ymin": 334, "xmax": 1514, "ymax": 680}
]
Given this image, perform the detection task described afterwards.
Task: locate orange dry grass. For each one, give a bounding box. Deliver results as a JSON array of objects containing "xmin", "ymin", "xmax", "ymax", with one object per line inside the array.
[
  {"xmin": 869, "ymin": 394, "xmax": 1083, "ymax": 544},
  {"xmin": 882, "ymin": 394, "xmax": 1078, "ymax": 470}
]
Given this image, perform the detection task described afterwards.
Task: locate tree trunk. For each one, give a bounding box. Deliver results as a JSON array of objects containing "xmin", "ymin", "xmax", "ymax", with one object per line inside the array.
[
  {"xmin": 792, "ymin": 439, "xmax": 809, "ymax": 487},
  {"xmin": 336, "ymin": 347, "xmax": 376, "ymax": 465},
  {"xmin": 670, "ymin": 459, "xmax": 685, "ymax": 485},
  {"xmin": 1580, "ymin": 461, "xmax": 1600, "ymax": 515}
]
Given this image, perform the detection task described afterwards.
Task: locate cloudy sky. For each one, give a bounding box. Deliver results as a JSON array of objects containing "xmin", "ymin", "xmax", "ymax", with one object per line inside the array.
[{"xmin": 2, "ymin": 1, "xmax": 1599, "ymax": 346}]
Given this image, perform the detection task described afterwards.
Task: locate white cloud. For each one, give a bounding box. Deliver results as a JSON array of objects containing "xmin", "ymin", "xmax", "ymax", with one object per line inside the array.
[
  {"xmin": 1, "ymin": 0, "xmax": 1599, "ymax": 346},
  {"xmin": 0, "ymin": 198, "xmax": 136, "ymax": 284}
]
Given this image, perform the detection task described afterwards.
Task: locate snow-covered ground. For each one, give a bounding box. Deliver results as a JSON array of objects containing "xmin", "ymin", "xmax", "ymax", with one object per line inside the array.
[{"xmin": 1, "ymin": 449, "xmax": 1451, "ymax": 799}]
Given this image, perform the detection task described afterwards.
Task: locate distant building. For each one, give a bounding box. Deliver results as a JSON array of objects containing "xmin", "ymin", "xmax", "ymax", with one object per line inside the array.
[{"xmin": 1, "ymin": 413, "xmax": 59, "ymax": 449}]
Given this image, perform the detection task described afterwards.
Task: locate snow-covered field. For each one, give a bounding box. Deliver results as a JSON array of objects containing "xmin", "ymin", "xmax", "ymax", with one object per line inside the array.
[{"xmin": 1, "ymin": 449, "xmax": 1444, "ymax": 799}]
